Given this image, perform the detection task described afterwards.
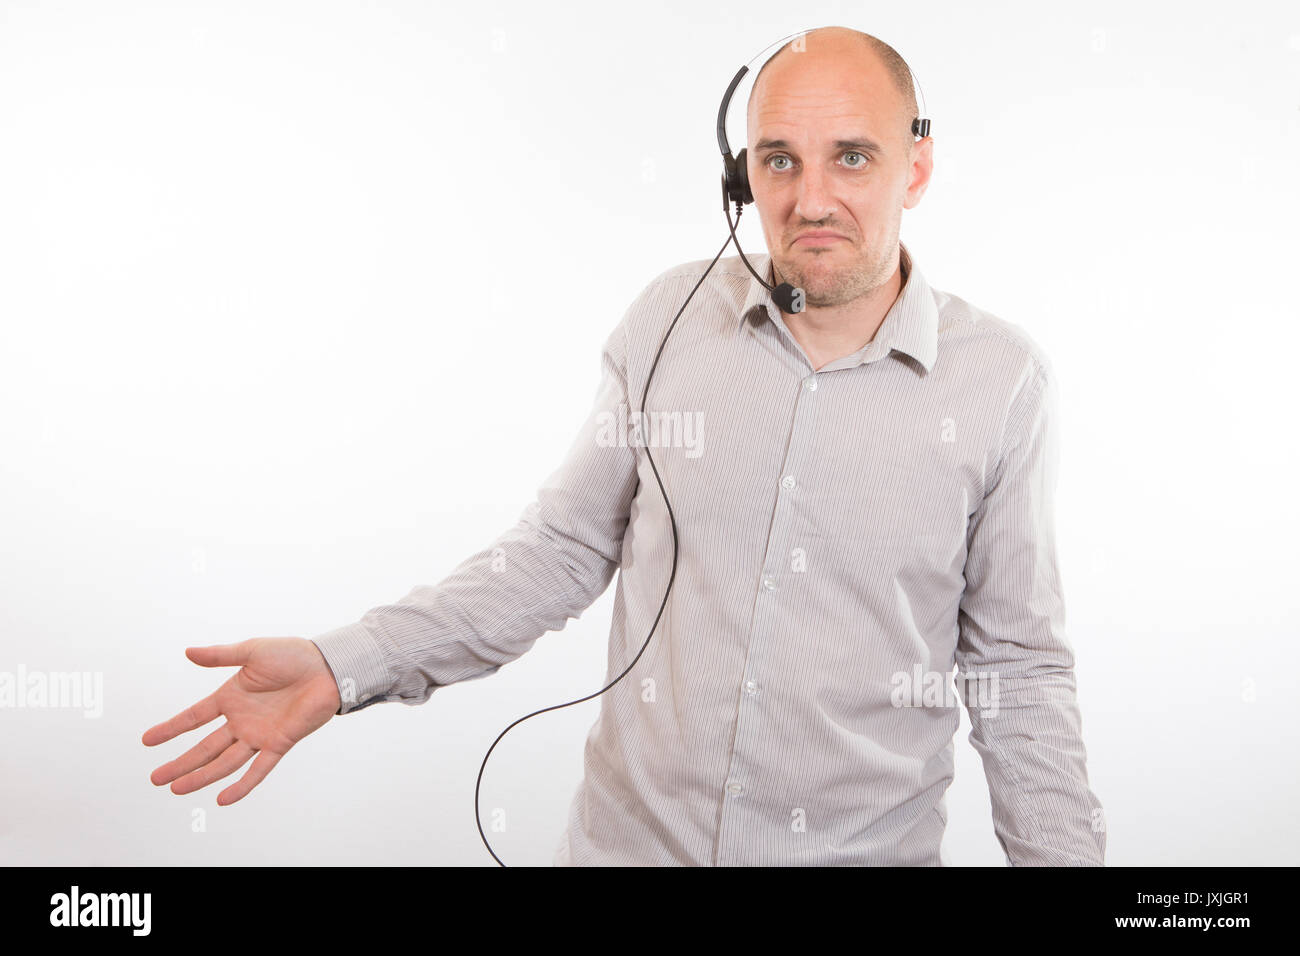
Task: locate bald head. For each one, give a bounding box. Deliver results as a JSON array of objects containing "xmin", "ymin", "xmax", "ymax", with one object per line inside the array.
[{"xmin": 747, "ymin": 27, "xmax": 920, "ymax": 152}]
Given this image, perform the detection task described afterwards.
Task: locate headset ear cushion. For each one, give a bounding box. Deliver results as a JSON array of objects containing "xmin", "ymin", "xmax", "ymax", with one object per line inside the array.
[{"xmin": 735, "ymin": 147, "xmax": 754, "ymax": 204}]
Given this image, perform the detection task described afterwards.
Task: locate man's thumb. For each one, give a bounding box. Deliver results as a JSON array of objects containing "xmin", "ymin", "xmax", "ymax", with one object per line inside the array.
[{"xmin": 185, "ymin": 640, "xmax": 254, "ymax": 668}]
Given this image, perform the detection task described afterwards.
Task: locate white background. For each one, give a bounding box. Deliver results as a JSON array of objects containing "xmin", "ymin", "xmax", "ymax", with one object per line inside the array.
[{"xmin": 1, "ymin": 0, "xmax": 1297, "ymax": 866}]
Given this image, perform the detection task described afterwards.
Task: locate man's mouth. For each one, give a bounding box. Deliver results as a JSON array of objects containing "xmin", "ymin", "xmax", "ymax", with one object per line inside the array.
[{"xmin": 793, "ymin": 231, "xmax": 847, "ymax": 246}]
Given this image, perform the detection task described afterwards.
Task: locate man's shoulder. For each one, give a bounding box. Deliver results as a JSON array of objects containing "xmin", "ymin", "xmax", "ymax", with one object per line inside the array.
[
  {"xmin": 933, "ymin": 285, "xmax": 1056, "ymax": 384},
  {"xmin": 642, "ymin": 253, "xmax": 755, "ymax": 292},
  {"xmin": 612, "ymin": 254, "xmax": 754, "ymax": 344}
]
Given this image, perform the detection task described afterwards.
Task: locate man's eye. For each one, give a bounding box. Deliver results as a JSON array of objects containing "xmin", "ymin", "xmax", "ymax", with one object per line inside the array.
[{"xmin": 765, "ymin": 152, "xmax": 869, "ymax": 171}]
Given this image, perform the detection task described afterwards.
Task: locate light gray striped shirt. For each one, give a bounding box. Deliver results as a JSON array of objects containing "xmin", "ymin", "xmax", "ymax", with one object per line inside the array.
[{"xmin": 311, "ymin": 240, "xmax": 1106, "ymax": 866}]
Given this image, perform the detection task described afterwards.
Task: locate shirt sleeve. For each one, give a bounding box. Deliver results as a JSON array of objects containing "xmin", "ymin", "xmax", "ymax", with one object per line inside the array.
[
  {"xmin": 954, "ymin": 361, "xmax": 1107, "ymax": 866},
  {"xmin": 310, "ymin": 309, "xmax": 640, "ymax": 715}
]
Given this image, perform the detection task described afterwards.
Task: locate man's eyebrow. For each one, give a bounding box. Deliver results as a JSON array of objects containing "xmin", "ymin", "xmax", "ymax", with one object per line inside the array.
[{"xmin": 753, "ymin": 137, "xmax": 884, "ymax": 155}]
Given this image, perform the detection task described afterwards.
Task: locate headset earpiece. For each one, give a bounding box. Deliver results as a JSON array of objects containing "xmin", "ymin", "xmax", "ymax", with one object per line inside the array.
[
  {"xmin": 720, "ymin": 147, "xmax": 753, "ymax": 209},
  {"xmin": 734, "ymin": 147, "xmax": 752, "ymax": 204}
]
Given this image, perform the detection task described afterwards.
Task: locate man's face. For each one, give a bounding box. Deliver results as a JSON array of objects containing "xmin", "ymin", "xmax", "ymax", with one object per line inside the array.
[{"xmin": 746, "ymin": 44, "xmax": 932, "ymax": 309}]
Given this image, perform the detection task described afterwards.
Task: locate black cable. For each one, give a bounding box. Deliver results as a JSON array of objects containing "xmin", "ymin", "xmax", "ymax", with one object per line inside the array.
[
  {"xmin": 723, "ymin": 201, "xmax": 768, "ymax": 288},
  {"xmin": 475, "ymin": 230, "xmax": 737, "ymax": 866}
]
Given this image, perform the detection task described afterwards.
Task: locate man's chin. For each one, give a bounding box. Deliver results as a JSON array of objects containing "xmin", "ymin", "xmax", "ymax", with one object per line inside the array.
[{"xmin": 783, "ymin": 267, "xmax": 838, "ymax": 295}]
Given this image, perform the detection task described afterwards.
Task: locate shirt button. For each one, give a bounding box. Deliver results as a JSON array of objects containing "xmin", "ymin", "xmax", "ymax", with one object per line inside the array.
[
  {"xmin": 744, "ymin": 680, "xmax": 758, "ymax": 695},
  {"xmin": 726, "ymin": 782, "xmax": 744, "ymax": 797},
  {"xmin": 803, "ymin": 376, "xmax": 818, "ymax": 391},
  {"xmin": 780, "ymin": 474, "xmax": 796, "ymax": 490},
  {"xmin": 761, "ymin": 575, "xmax": 777, "ymax": 591}
]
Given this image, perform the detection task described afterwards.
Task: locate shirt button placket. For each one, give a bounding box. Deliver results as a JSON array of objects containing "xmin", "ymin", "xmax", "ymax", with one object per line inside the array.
[{"xmin": 716, "ymin": 371, "xmax": 817, "ymax": 866}]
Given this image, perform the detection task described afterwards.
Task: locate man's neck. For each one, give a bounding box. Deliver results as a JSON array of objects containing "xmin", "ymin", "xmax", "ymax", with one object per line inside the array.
[{"xmin": 772, "ymin": 248, "xmax": 905, "ymax": 372}]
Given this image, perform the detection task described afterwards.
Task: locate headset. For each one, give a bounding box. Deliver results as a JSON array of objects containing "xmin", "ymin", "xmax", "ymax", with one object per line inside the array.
[{"xmin": 475, "ymin": 26, "xmax": 931, "ymax": 866}]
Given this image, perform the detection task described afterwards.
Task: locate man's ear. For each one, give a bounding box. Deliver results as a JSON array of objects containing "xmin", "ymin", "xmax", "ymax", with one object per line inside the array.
[{"xmin": 903, "ymin": 136, "xmax": 934, "ymax": 210}]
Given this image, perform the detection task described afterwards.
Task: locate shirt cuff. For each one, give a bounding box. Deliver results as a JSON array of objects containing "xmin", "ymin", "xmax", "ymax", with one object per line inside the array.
[{"xmin": 310, "ymin": 621, "xmax": 392, "ymax": 715}]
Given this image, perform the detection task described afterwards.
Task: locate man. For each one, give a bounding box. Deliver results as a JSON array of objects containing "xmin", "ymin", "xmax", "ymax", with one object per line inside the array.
[{"xmin": 143, "ymin": 26, "xmax": 1106, "ymax": 866}]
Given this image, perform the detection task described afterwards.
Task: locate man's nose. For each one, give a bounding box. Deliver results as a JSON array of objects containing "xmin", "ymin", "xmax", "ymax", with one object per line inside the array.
[{"xmin": 794, "ymin": 164, "xmax": 837, "ymax": 222}]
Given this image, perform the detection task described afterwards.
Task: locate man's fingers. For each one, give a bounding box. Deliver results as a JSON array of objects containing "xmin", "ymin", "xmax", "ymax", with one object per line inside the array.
[
  {"xmin": 141, "ymin": 641, "xmax": 254, "ymax": 747},
  {"xmin": 149, "ymin": 722, "xmax": 235, "ymax": 786},
  {"xmin": 141, "ymin": 695, "xmax": 222, "ymax": 747},
  {"xmin": 169, "ymin": 740, "xmax": 257, "ymax": 796},
  {"xmin": 216, "ymin": 750, "xmax": 284, "ymax": 806},
  {"xmin": 185, "ymin": 641, "xmax": 253, "ymax": 669}
]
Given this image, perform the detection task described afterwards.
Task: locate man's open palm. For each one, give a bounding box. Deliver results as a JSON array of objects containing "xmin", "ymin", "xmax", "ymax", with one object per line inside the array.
[{"xmin": 142, "ymin": 638, "xmax": 341, "ymax": 805}]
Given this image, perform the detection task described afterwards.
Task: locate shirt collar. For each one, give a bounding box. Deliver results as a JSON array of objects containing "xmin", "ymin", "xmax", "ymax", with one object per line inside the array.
[{"xmin": 736, "ymin": 239, "xmax": 938, "ymax": 373}]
